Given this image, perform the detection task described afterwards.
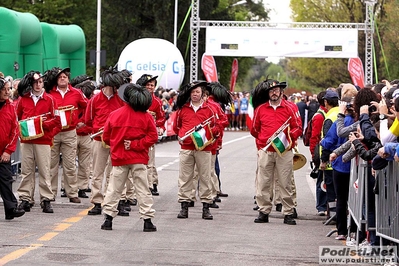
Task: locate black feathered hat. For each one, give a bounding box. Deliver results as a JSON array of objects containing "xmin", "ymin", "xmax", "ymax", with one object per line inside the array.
[
  {"xmin": 119, "ymin": 69, "xmax": 133, "ymax": 84},
  {"xmin": 101, "ymin": 67, "xmax": 124, "ymax": 88},
  {"xmin": 75, "ymin": 80, "xmax": 96, "ymax": 99},
  {"xmin": 70, "ymin": 74, "xmax": 93, "ymax": 87},
  {"xmin": 251, "ymin": 78, "xmax": 287, "ymax": 109},
  {"xmin": 176, "ymin": 80, "xmax": 208, "ymax": 109},
  {"xmin": 118, "ymin": 83, "xmax": 152, "ymax": 112},
  {"xmin": 43, "ymin": 67, "xmax": 61, "ymax": 92},
  {"xmin": 18, "ymin": 71, "xmax": 45, "ymax": 96},
  {"xmin": 55, "ymin": 67, "xmax": 70, "ymax": 79},
  {"xmin": 136, "ymin": 74, "xmax": 158, "ymax": 86},
  {"xmin": 207, "ymin": 82, "xmax": 232, "ymax": 106}
]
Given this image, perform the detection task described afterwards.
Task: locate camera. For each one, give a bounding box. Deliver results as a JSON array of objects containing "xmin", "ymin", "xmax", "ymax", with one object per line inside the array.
[
  {"xmin": 346, "ymin": 103, "xmax": 353, "ymax": 109},
  {"xmin": 368, "ymin": 105, "xmax": 377, "ymax": 113}
]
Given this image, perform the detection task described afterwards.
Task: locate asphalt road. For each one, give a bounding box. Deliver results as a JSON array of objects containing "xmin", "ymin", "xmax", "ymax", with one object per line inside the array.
[{"xmin": 0, "ymin": 131, "xmax": 339, "ymax": 265}]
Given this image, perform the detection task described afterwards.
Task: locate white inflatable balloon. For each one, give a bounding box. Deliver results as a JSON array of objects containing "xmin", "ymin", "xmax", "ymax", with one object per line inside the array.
[{"xmin": 118, "ymin": 38, "xmax": 185, "ymax": 90}]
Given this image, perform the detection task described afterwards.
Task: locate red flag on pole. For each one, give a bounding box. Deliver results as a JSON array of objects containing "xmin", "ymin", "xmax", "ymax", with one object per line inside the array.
[
  {"xmin": 230, "ymin": 58, "xmax": 238, "ymax": 92},
  {"xmin": 348, "ymin": 57, "xmax": 365, "ymax": 89},
  {"xmin": 201, "ymin": 54, "xmax": 218, "ymax": 82}
]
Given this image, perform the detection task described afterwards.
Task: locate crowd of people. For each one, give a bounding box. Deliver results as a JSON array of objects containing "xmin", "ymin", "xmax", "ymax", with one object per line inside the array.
[{"xmin": 1, "ymin": 68, "xmax": 398, "ymax": 254}]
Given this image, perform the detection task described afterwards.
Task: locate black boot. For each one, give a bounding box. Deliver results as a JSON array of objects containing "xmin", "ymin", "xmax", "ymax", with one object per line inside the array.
[
  {"xmin": 127, "ymin": 199, "xmax": 137, "ymax": 206},
  {"xmin": 78, "ymin": 189, "xmax": 89, "ymax": 198},
  {"xmin": 5, "ymin": 208, "xmax": 25, "ymax": 220},
  {"xmin": 188, "ymin": 201, "xmax": 195, "ymax": 207},
  {"xmin": 275, "ymin": 203, "xmax": 282, "ymax": 212},
  {"xmin": 143, "ymin": 218, "xmax": 157, "ymax": 232},
  {"xmin": 42, "ymin": 200, "xmax": 54, "ymax": 213},
  {"xmin": 101, "ymin": 214, "xmax": 113, "ymax": 230},
  {"xmin": 151, "ymin": 184, "xmax": 159, "ymax": 196},
  {"xmin": 254, "ymin": 212, "xmax": 269, "ymax": 223},
  {"xmin": 202, "ymin": 203, "xmax": 213, "ymax": 220},
  {"xmin": 177, "ymin": 202, "xmax": 189, "ymax": 218},
  {"xmin": 284, "ymin": 214, "xmax": 297, "ymax": 225},
  {"xmin": 123, "ymin": 200, "xmax": 131, "ymax": 212},
  {"xmin": 88, "ymin": 203, "xmax": 102, "ymax": 215},
  {"xmin": 117, "ymin": 201, "xmax": 129, "ymax": 216},
  {"xmin": 209, "ymin": 200, "xmax": 219, "ymax": 208},
  {"xmin": 18, "ymin": 200, "xmax": 31, "ymax": 212}
]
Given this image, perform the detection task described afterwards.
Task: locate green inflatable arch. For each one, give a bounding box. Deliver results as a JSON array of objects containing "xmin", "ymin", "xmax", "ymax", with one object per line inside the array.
[{"xmin": 0, "ymin": 7, "xmax": 85, "ymax": 78}]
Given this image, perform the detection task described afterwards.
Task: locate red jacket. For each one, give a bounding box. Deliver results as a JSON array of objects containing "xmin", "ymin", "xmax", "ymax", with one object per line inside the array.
[
  {"xmin": 207, "ymin": 97, "xmax": 229, "ymax": 153},
  {"xmin": 102, "ymin": 105, "xmax": 158, "ymax": 166},
  {"xmin": 173, "ymin": 101, "xmax": 220, "ymax": 151},
  {"xmin": 250, "ymin": 98, "xmax": 302, "ymax": 151},
  {"xmin": 16, "ymin": 92, "xmax": 62, "ymax": 145},
  {"xmin": 76, "ymin": 107, "xmax": 92, "ymax": 136},
  {"xmin": 49, "ymin": 84, "xmax": 88, "ymax": 132},
  {"xmin": 309, "ymin": 106, "xmax": 327, "ymax": 158},
  {"xmin": 84, "ymin": 90, "xmax": 125, "ymax": 141},
  {"xmin": 0, "ymin": 99, "xmax": 19, "ymax": 155},
  {"xmin": 149, "ymin": 94, "xmax": 166, "ymax": 130}
]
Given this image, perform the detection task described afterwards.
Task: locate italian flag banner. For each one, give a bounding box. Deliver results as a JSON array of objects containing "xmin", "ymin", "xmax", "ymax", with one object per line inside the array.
[
  {"xmin": 191, "ymin": 124, "xmax": 214, "ymax": 151},
  {"xmin": 59, "ymin": 106, "xmax": 74, "ymax": 129},
  {"xmin": 19, "ymin": 116, "xmax": 44, "ymax": 140},
  {"xmin": 271, "ymin": 130, "xmax": 292, "ymax": 156}
]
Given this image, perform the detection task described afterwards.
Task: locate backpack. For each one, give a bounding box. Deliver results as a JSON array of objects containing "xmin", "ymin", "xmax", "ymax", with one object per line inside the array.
[{"xmin": 303, "ymin": 110, "xmax": 325, "ymax": 146}]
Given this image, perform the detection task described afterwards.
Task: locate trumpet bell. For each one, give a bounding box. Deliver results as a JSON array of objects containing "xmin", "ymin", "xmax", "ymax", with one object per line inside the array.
[{"xmin": 293, "ymin": 153, "xmax": 307, "ymax": 171}]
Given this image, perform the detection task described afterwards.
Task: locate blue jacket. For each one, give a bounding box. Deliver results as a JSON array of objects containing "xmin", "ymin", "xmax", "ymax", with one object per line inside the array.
[{"xmin": 321, "ymin": 115, "xmax": 354, "ymax": 173}]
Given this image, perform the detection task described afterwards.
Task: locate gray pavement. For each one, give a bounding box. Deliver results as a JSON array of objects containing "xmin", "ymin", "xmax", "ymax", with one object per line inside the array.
[{"xmin": 0, "ymin": 131, "xmax": 340, "ymax": 265}]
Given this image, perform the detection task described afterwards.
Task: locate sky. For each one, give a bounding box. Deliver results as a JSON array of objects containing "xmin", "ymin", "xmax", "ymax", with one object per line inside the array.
[{"xmin": 264, "ymin": 0, "xmax": 292, "ymax": 23}]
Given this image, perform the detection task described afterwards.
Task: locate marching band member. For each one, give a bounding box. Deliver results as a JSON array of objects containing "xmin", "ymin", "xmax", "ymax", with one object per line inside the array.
[
  {"xmin": 101, "ymin": 83, "xmax": 158, "ymax": 231},
  {"xmin": 0, "ymin": 78, "xmax": 25, "ymax": 220},
  {"xmin": 136, "ymin": 74, "xmax": 165, "ymax": 196},
  {"xmin": 16, "ymin": 71, "xmax": 62, "ymax": 213},
  {"xmin": 48, "ymin": 67, "xmax": 88, "ymax": 203},
  {"xmin": 71, "ymin": 75, "xmax": 96, "ymax": 197},
  {"xmin": 250, "ymin": 79, "xmax": 302, "ymax": 225},
  {"xmin": 173, "ymin": 81, "xmax": 221, "ymax": 220},
  {"xmin": 84, "ymin": 68, "xmax": 125, "ymax": 215}
]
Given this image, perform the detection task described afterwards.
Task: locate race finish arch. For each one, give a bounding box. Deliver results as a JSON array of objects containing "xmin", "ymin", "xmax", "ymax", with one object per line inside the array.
[{"xmin": 189, "ymin": 0, "xmax": 377, "ymax": 85}]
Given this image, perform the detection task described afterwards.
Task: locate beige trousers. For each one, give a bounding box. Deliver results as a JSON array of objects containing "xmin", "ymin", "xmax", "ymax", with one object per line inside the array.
[
  {"xmin": 50, "ymin": 130, "xmax": 78, "ymax": 198},
  {"xmin": 76, "ymin": 135, "xmax": 92, "ymax": 190},
  {"xmin": 103, "ymin": 164, "xmax": 155, "ymax": 219},
  {"xmin": 18, "ymin": 143, "xmax": 54, "ymax": 203},
  {"xmin": 147, "ymin": 145, "xmax": 158, "ymax": 188},
  {"xmin": 256, "ymin": 149, "xmax": 295, "ymax": 216},
  {"xmin": 178, "ymin": 149, "xmax": 212, "ymax": 204},
  {"xmin": 90, "ymin": 140, "xmax": 110, "ymax": 204}
]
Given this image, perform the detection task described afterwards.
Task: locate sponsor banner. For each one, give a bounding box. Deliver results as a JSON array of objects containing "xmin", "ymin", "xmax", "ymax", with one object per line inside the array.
[
  {"xmin": 201, "ymin": 54, "xmax": 218, "ymax": 82},
  {"xmin": 348, "ymin": 57, "xmax": 365, "ymax": 88}
]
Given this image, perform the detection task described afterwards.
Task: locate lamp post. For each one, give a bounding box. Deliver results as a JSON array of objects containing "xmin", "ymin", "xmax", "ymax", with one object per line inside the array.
[
  {"xmin": 95, "ymin": 0, "xmax": 101, "ymax": 83},
  {"xmin": 174, "ymin": 0, "xmax": 178, "ymax": 46}
]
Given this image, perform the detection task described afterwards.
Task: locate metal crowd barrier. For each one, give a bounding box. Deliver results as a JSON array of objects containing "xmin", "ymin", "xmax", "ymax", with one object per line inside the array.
[
  {"xmin": 376, "ymin": 161, "xmax": 399, "ymax": 244},
  {"xmin": 347, "ymin": 157, "xmax": 368, "ymax": 245},
  {"xmin": 10, "ymin": 139, "xmax": 21, "ymax": 180}
]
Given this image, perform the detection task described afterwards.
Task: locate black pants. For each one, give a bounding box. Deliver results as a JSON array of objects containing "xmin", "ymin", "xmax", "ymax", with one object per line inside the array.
[
  {"xmin": 333, "ymin": 169, "xmax": 350, "ymax": 235},
  {"xmin": 0, "ymin": 162, "xmax": 18, "ymax": 213}
]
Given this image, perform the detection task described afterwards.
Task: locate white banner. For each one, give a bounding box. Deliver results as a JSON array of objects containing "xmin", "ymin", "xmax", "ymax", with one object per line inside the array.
[{"xmin": 205, "ymin": 27, "xmax": 358, "ymax": 58}]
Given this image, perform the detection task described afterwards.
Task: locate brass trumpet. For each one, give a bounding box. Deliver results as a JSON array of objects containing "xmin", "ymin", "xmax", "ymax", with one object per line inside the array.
[
  {"xmin": 90, "ymin": 128, "xmax": 104, "ymax": 139},
  {"xmin": 293, "ymin": 146, "xmax": 307, "ymax": 171}
]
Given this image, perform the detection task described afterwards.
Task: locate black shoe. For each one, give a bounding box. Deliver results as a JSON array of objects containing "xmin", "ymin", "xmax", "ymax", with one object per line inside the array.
[
  {"xmin": 42, "ymin": 200, "xmax": 54, "ymax": 213},
  {"xmin": 218, "ymin": 191, "xmax": 228, "ymax": 197},
  {"xmin": 85, "ymin": 187, "xmax": 91, "ymax": 193},
  {"xmin": 214, "ymin": 196, "xmax": 221, "ymax": 203},
  {"xmin": 253, "ymin": 205, "xmax": 259, "ymax": 211},
  {"xmin": 88, "ymin": 203, "xmax": 102, "ymax": 215},
  {"xmin": 124, "ymin": 201, "xmax": 131, "ymax": 212},
  {"xmin": 5, "ymin": 208, "xmax": 25, "ymax": 220},
  {"xmin": 151, "ymin": 184, "xmax": 159, "ymax": 196},
  {"xmin": 209, "ymin": 201, "xmax": 219, "ymax": 208},
  {"xmin": 117, "ymin": 201, "xmax": 129, "ymax": 216},
  {"xmin": 188, "ymin": 201, "xmax": 195, "ymax": 207},
  {"xmin": 127, "ymin": 199, "xmax": 137, "ymax": 206},
  {"xmin": 143, "ymin": 218, "xmax": 157, "ymax": 232},
  {"xmin": 292, "ymin": 208, "xmax": 298, "ymax": 219},
  {"xmin": 254, "ymin": 212, "xmax": 269, "ymax": 223},
  {"xmin": 78, "ymin": 190, "xmax": 89, "ymax": 198},
  {"xmin": 177, "ymin": 202, "xmax": 189, "ymax": 218},
  {"xmin": 202, "ymin": 203, "xmax": 213, "ymax": 220},
  {"xmin": 18, "ymin": 200, "xmax": 31, "ymax": 212},
  {"xmin": 275, "ymin": 203, "xmax": 282, "ymax": 212},
  {"xmin": 60, "ymin": 191, "xmax": 67, "ymax": 198},
  {"xmin": 101, "ymin": 215, "xmax": 113, "ymax": 230},
  {"xmin": 284, "ymin": 214, "xmax": 296, "ymax": 225}
]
